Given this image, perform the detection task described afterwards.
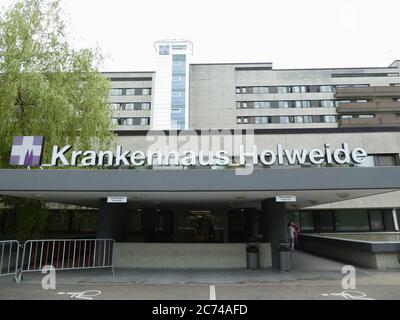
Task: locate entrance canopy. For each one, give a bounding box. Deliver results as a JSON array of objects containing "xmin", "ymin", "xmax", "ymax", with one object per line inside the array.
[{"xmin": 0, "ymin": 167, "xmax": 399, "ymax": 210}]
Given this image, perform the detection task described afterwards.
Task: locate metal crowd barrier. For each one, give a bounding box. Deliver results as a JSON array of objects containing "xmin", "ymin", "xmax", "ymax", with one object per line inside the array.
[
  {"xmin": 16, "ymin": 239, "xmax": 115, "ymax": 284},
  {"xmin": 0, "ymin": 240, "xmax": 20, "ymax": 282}
]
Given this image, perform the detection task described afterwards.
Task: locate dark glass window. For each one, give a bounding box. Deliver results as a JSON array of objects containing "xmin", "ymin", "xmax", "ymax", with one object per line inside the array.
[
  {"xmin": 374, "ymin": 155, "xmax": 398, "ymax": 166},
  {"xmin": 369, "ymin": 210, "xmax": 385, "ymax": 230},
  {"xmin": 335, "ymin": 210, "xmax": 370, "ymax": 231},
  {"xmin": 320, "ymin": 212, "xmax": 335, "ymax": 231}
]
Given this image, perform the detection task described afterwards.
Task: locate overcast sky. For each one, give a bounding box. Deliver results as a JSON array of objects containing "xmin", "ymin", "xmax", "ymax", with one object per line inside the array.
[{"xmin": 1, "ymin": 0, "xmax": 400, "ymax": 71}]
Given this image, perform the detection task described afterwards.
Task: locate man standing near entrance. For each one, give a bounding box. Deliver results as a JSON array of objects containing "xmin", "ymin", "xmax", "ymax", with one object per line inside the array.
[
  {"xmin": 290, "ymin": 220, "xmax": 301, "ymax": 250},
  {"xmin": 287, "ymin": 223, "xmax": 295, "ymax": 252}
]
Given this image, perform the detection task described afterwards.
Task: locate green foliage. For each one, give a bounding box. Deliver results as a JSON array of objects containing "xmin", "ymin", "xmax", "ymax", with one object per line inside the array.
[
  {"xmin": 0, "ymin": 0, "xmax": 115, "ymax": 239},
  {"xmin": 2, "ymin": 197, "xmax": 48, "ymax": 240},
  {"xmin": 0, "ymin": 0, "xmax": 115, "ymax": 167}
]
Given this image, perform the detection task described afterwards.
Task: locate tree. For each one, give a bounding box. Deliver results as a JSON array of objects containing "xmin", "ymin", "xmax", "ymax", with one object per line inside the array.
[{"xmin": 0, "ymin": 0, "xmax": 115, "ymax": 239}]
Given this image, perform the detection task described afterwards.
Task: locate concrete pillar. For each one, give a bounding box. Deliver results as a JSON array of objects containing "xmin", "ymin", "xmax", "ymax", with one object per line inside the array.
[
  {"xmin": 393, "ymin": 209, "xmax": 399, "ymax": 231},
  {"xmin": 244, "ymin": 208, "xmax": 258, "ymax": 241},
  {"xmin": 262, "ymin": 198, "xmax": 288, "ymax": 270},
  {"xmin": 97, "ymin": 198, "xmax": 128, "ymax": 242}
]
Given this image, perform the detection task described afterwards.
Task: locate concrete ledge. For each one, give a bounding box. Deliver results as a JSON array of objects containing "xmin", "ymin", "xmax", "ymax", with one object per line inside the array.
[
  {"xmin": 114, "ymin": 243, "xmax": 272, "ymax": 269},
  {"xmin": 299, "ymin": 234, "xmax": 400, "ymax": 269}
]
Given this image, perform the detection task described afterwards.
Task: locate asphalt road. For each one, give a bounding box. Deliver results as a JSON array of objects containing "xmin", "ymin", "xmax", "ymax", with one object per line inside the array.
[{"xmin": 0, "ymin": 282, "xmax": 399, "ymax": 300}]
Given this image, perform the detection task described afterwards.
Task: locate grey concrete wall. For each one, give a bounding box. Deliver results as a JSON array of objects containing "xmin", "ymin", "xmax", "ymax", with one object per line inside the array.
[
  {"xmin": 299, "ymin": 234, "xmax": 400, "ymax": 269},
  {"xmin": 114, "ymin": 243, "xmax": 272, "ymax": 269}
]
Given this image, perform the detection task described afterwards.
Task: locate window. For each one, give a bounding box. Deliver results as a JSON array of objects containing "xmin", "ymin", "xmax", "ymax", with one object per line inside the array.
[
  {"xmin": 299, "ymin": 212, "xmax": 314, "ymax": 231},
  {"xmin": 125, "ymin": 103, "xmax": 134, "ymax": 110},
  {"xmin": 292, "ymin": 86, "xmax": 301, "ymax": 93},
  {"xmin": 241, "ymin": 87, "xmax": 247, "ymax": 94},
  {"xmin": 110, "ymin": 103, "xmax": 120, "ymax": 110},
  {"xmin": 260, "ymin": 101, "xmax": 270, "ymax": 108},
  {"xmin": 142, "ymin": 88, "xmax": 151, "ymax": 96},
  {"xmin": 323, "ymin": 115, "xmax": 336, "ymax": 123},
  {"xmin": 142, "ymin": 103, "xmax": 151, "ymax": 110},
  {"xmin": 294, "ymin": 116, "xmax": 304, "ymax": 123},
  {"xmin": 110, "ymin": 88, "xmax": 123, "ymax": 96},
  {"xmin": 254, "ymin": 101, "xmax": 260, "ymax": 109},
  {"xmin": 125, "ymin": 89, "xmax": 135, "ymax": 96},
  {"xmin": 277, "ymin": 86, "xmax": 288, "ymax": 94},
  {"xmin": 243, "ymin": 117, "xmax": 249, "ymax": 124},
  {"xmin": 319, "ymin": 212, "xmax": 335, "ymax": 231},
  {"xmin": 355, "ymin": 155, "xmax": 375, "ymax": 167},
  {"xmin": 141, "ymin": 118, "xmax": 150, "ymax": 126},
  {"xmin": 253, "ymin": 87, "xmax": 259, "ymax": 94},
  {"xmin": 236, "ymin": 102, "xmax": 241, "ymax": 109},
  {"xmin": 172, "ymin": 91, "xmax": 182, "ymax": 97},
  {"xmin": 279, "ymin": 101, "xmax": 289, "ymax": 108},
  {"xmin": 302, "ymin": 101, "xmax": 311, "ymax": 108},
  {"xmin": 125, "ymin": 118, "xmax": 134, "ymax": 125},
  {"xmin": 237, "ymin": 117, "xmax": 242, "ymax": 124},
  {"xmin": 335, "ymin": 210, "xmax": 370, "ymax": 231},
  {"xmin": 112, "ymin": 118, "xmax": 119, "ymax": 125},
  {"xmin": 295, "ymin": 101, "xmax": 302, "ymax": 108},
  {"xmin": 172, "ymin": 108, "xmax": 182, "ymax": 113},
  {"xmin": 303, "ymin": 116, "xmax": 313, "ymax": 123},
  {"xmin": 320, "ymin": 85, "xmax": 333, "ymax": 93},
  {"xmin": 358, "ymin": 114, "xmax": 374, "ymax": 119},
  {"xmin": 172, "ymin": 76, "xmax": 184, "ymax": 81},
  {"xmin": 369, "ymin": 210, "xmax": 384, "ymax": 230},
  {"xmin": 159, "ymin": 45, "xmax": 170, "ymax": 55},
  {"xmin": 341, "ymin": 115, "xmax": 353, "ymax": 119},
  {"xmin": 335, "ymin": 100, "xmax": 351, "ymax": 107},
  {"xmin": 374, "ymin": 154, "xmax": 398, "ymax": 166},
  {"xmin": 242, "ymin": 102, "xmax": 248, "ymax": 108},
  {"xmin": 236, "ymin": 88, "xmax": 241, "ymax": 94},
  {"xmin": 255, "ymin": 116, "xmax": 268, "ymax": 124},
  {"xmin": 320, "ymin": 100, "xmax": 334, "ymax": 108},
  {"xmin": 258, "ymin": 87, "xmax": 269, "ymax": 94},
  {"xmin": 280, "ymin": 116, "xmax": 290, "ymax": 124}
]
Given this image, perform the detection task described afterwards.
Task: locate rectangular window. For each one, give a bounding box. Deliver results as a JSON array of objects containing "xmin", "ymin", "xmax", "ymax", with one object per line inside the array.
[
  {"xmin": 237, "ymin": 117, "xmax": 242, "ymax": 124},
  {"xmin": 243, "ymin": 117, "xmax": 249, "ymax": 124},
  {"xmin": 280, "ymin": 116, "xmax": 290, "ymax": 124},
  {"xmin": 302, "ymin": 101, "xmax": 311, "ymax": 108},
  {"xmin": 172, "ymin": 91, "xmax": 182, "ymax": 97},
  {"xmin": 323, "ymin": 115, "xmax": 336, "ymax": 123},
  {"xmin": 335, "ymin": 210, "xmax": 370, "ymax": 231},
  {"xmin": 260, "ymin": 101, "xmax": 270, "ymax": 108},
  {"xmin": 299, "ymin": 212, "xmax": 314, "ymax": 231},
  {"xmin": 236, "ymin": 87, "xmax": 241, "ymax": 94},
  {"xmin": 358, "ymin": 114, "xmax": 375, "ymax": 119},
  {"xmin": 142, "ymin": 88, "xmax": 151, "ymax": 96},
  {"xmin": 236, "ymin": 102, "xmax": 241, "ymax": 109},
  {"xmin": 319, "ymin": 212, "xmax": 335, "ymax": 231},
  {"xmin": 110, "ymin": 103, "xmax": 120, "ymax": 110},
  {"xmin": 125, "ymin": 118, "xmax": 134, "ymax": 126},
  {"xmin": 110, "ymin": 88, "xmax": 123, "ymax": 96},
  {"xmin": 303, "ymin": 116, "xmax": 313, "ymax": 123},
  {"xmin": 292, "ymin": 86, "xmax": 301, "ymax": 93},
  {"xmin": 320, "ymin": 85, "xmax": 333, "ymax": 93},
  {"xmin": 369, "ymin": 210, "xmax": 385, "ymax": 230},
  {"xmin": 277, "ymin": 86, "xmax": 288, "ymax": 94},
  {"xmin": 341, "ymin": 115, "xmax": 353, "ymax": 119},
  {"xmin": 295, "ymin": 101, "xmax": 302, "ymax": 108},
  {"xmin": 258, "ymin": 87, "xmax": 269, "ymax": 94},
  {"xmin": 112, "ymin": 118, "xmax": 119, "ymax": 125},
  {"xmin": 125, "ymin": 103, "xmax": 134, "ymax": 110},
  {"xmin": 241, "ymin": 87, "xmax": 247, "ymax": 94},
  {"xmin": 279, "ymin": 101, "xmax": 289, "ymax": 108},
  {"xmin": 125, "ymin": 89, "xmax": 135, "ymax": 96},
  {"xmin": 159, "ymin": 45, "xmax": 170, "ymax": 55},
  {"xmin": 294, "ymin": 116, "xmax": 304, "ymax": 123},
  {"xmin": 242, "ymin": 102, "xmax": 248, "ymax": 108},
  {"xmin": 374, "ymin": 154, "xmax": 398, "ymax": 166},
  {"xmin": 335, "ymin": 100, "xmax": 351, "ymax": 107},
  {"xmin": 142, "ymin": 103, "xmax": 151, "ymax": 110},
  {"xmin": 254, "ymin": 101, "xmax": 260, "ymax": 109},
  {"xmin": 141, "ymin": 118, "xmax": 150, "ymax": 126},
  {"xmin": 321, "ymin": 100, "xmax": 334, "ymax": 108},
  {"xmin": 252, "ymin": 87, "xmax": 259, "ymax": 94}
]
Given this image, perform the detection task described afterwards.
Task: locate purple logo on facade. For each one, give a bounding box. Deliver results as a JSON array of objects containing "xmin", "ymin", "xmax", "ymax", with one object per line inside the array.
[{"xmin": 9, "ymin": 136, "xmax": 44, "ymax": 166}]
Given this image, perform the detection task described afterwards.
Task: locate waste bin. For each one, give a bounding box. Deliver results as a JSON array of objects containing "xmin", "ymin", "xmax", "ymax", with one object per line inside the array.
[
  {"xmin": 278, "ymin": 243, "xmax": 292, "ymax": 272},
  {"xmin": 246, "ymin": 245, "xmax": 259, "ymax": 270}
]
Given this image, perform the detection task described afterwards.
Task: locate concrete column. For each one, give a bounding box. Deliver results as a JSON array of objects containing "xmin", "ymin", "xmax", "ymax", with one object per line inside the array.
[
  {"xmin": 97, "ymin": 198, "xmax": 128, "ymax": 242},
  {"xmin": 262, "ymin": 198, "xmax": 288, "ymax": 270},
  {"xmin": 244, "ymin": 208, "xmax": 258, "ymax": 241}
]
